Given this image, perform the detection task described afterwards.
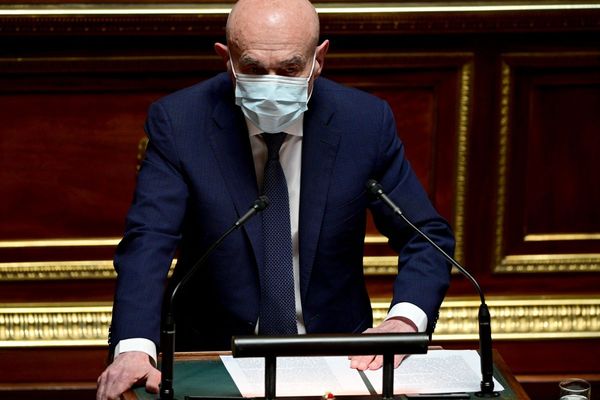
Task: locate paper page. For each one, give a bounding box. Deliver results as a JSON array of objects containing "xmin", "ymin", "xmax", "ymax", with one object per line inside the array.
[
  {"xmin": 363, "ymin": 350, "xmax": 505, "ymax": 395},
  {"xmin": 220, "ymin": 355, "xmax": 371, "ymax": 397}
]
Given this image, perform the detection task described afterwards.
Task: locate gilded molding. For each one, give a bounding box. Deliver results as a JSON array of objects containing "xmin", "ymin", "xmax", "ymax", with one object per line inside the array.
[
  {"xmin": 0, "ymin": 238, "xmax": 120, "ymax": 248},
  {"xmin": 452, "ymin": 60, "xmax": 473, "ymax": 264},
  {"xmin": 363, "ymin": 256, "xmax": 398, "ymax": 275},
  {"xmin": 364, "ymin": 235, "xmax": 387, "ymax": 244},
  {"xmin": 1, "ymin": 3, "xmax": 599, "ymax": 36},
  {"xmin": 494, "ymin": 59, "xmax": 600, "ymax": 274},
  {"xmin": 497, "ymin": 254, "xmax": 600, "ymax": 273},
  {"xmin": 0, "ymin": 257, "xmax": 392, "ymax": 279},
  {"xmin": 0, "ymin": 261, "xmax": 116, "ymax": 280},
  {"xmin": 525, "ymin": 233, "xmax": 600, "ymax": 242},
  {"xmin": 494, "ymin": 61, "xmax": 511, "ymax": 272},
  {"xmin": 0, "ymin": 260, "xmax": 176, "ymax": 281},
  {"xmin": 373, "ymin": 295, "xmax": 600, "ymax": 341},
  {"xmin": 2, "ymin": 3, "xmax": 600, "ymax": 16},
  {"xmin": 0, "ymin": 304, "xmax": 112, "ymax": 347},
  {"xmin": 0, "ymin": 256, "xmax": 454, "ymax": 280},
  {"xmin": 2, "ymin": 296, "xmax": 599, "ymax": 347}
]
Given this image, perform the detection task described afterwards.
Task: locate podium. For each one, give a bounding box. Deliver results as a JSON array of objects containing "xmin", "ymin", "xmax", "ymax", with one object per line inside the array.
[{"xmin": 123, "ymin": 350, "xmax": 529, "ymax": 400}]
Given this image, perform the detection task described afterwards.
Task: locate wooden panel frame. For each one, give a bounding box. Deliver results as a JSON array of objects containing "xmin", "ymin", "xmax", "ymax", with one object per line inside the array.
[{"xmin": 494, "ymin": 52, "xmax": 600, "ymax": 274}]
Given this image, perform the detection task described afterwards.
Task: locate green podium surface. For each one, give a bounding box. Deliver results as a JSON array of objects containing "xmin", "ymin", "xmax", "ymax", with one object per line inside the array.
[{"xmin": 124, "ymin": 350, "xmax": 529, "ymax": 400}]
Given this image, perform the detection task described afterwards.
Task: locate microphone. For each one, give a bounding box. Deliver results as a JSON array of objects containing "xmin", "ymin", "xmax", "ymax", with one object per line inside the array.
[
  {"xmin": 366, "ymin": 179, "xmax": 498, "ymax": 398},
  {"xmin": 160, "ymin": 196, "xmax": 269, "ymax": 400}
]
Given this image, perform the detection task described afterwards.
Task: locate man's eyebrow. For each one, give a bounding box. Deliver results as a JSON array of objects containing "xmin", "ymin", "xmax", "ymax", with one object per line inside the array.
[
  {"xmin": 238, "ymin": 55, "xmax": 264, "ymax": 67},
  {"xmin": 280, "ymin": 55, "xmax": 306, "ymax": 67},
  {"xmin": 237, "ymin": 54, "xmax": 306, "ymax": 69}
]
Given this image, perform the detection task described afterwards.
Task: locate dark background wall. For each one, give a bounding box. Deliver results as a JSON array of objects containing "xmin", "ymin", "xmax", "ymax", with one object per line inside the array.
[{"xmin": 1, "ymin": 2, "xmax": 599, "ymax": 399}]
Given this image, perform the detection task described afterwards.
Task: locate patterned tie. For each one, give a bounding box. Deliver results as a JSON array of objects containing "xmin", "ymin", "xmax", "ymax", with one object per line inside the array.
[{"xmin": 259, "ymin": 132, "xmax": 298, "ymax": 335}]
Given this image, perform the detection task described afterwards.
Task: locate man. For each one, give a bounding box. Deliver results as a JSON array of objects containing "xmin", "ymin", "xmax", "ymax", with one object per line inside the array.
[{"xmin": 96, "ymin": 0, "xmax": 454, "ymax": 398}]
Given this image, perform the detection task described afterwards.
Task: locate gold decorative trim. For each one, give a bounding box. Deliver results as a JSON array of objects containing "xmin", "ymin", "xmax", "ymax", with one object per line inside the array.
[
  {"xmin": 0, "ymin": 303, "xmax": 112, "ymax": 347},
  {"xmin": 525, "ymin": 233, "xmax": 600, "ymax": 242},
  {"xmin": 497, "ymin": 254, "xmax": 600, "ymax": 273},
  {"xmin": 365, "ymin": 235, "xmax": 387, "ymax": 244},
  {"xmin": 0, "ymin": 261, "xmax": 116, "ymax": 280},
  {"xmin": 494, "ymin": 58, "xmax": 600, "ymax": 274},
  {"xmin": 2, "ymin": 295, "xmax": 599, "ymax": 347},
  {"xmin": 2, "ymin": 3, "xmax": 600, "ymax": 16},
  {"xmin": 373, "ymin": 295, "xmax": 600, "ymax": 341},
  {"xmin": 363, "ymin": 256, "xmax": 398, "ymax": 275},
  {"xmin": 0, "ymin": 238, "xmax": 120, "ymax": 248},
  {"xmin": 0, "ymin": 260, "xmax": 176, "ymax": 281},
  {"xmin": 2, "ymin": 3, "xmax": 599, "ymax": 36},
  {"xmin": 452, "ymin": 60, "xmax": 473, "ymax": 264},
  {"xmin": 494, "ymin": 61, "xmax": 511, "ymax": 273},
  {"xmin": 0, "ymin": 256, "xmax": 457, "ymax": 280},
  {"xmin": 0, "ymin": 257, "xmax": 398, "ymax": 280}
]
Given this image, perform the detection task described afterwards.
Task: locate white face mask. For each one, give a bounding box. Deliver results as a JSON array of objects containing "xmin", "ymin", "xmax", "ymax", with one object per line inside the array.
[{"xmin": 231, "ymin": 54, "xmax": 316, "ymax": 133}]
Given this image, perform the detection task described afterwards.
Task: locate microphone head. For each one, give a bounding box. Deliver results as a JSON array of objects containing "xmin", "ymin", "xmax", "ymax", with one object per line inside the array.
[
  {"xmin": 366, "ymin": 179, "xmax": 383, "ymax": 196},
  {"xmin": 254, "ymin": 195, "xmax": 270, "ymax": 211}
]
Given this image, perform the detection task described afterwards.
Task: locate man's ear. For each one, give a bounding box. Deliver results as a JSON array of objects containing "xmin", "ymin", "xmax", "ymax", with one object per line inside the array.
[
  {"xmin": 313, "ymin": 39, "xmax": 329, "ymax": 79},
  {"xmin": 214, "ymin": 42, "xmax": 230, "ymax": 66}
]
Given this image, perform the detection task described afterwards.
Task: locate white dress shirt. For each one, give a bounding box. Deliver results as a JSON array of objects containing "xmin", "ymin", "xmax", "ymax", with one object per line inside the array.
[{"xmin": 115, "ymin": 115, "xmax": 427, "ymax": 362}]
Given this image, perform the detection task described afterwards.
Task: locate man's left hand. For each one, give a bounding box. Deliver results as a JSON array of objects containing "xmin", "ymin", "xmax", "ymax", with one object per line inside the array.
[{"xmin": 349, "ymin": 317, "xmax": 417, "ymax": 370}]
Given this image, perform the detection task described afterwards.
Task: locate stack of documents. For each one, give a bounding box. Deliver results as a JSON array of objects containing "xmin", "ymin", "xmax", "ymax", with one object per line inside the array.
[{"xmin": 221, "ymin": 350, "xmax": 504, "ymax": 397}]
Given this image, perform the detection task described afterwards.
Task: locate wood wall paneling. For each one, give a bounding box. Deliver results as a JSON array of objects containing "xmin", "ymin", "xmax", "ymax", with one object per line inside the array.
[
  {"xmin": 326, "ymin": 53, "xmax": 472, "ymax": 266},
  {"xmin": 1, "ymin": 2, "xmax": 600, "ymax": 398},
  {"xmin": 496, "ymin": 53, "xmax": 600, "ymax": 275}
]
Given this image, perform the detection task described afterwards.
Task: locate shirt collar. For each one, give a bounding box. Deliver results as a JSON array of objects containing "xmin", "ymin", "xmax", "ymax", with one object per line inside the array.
[{"xmin": 245, "ymin": 115, "xmax": 304, "ymax": 138}]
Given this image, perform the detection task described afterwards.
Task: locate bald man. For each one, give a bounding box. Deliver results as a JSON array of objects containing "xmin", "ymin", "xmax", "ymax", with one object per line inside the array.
[{"xmin": 96, "ymin": 0, "xmax": 454, "ymax": 398}]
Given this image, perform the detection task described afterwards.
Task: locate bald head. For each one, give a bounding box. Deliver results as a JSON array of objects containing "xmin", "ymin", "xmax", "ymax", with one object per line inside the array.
[
  {"xmin": 227, "ymin": 0, "xmax": 320, "ymax": 52},
  {"xmin": 214, "ymin": 0, "xmax": 328, "ymax": 87}
]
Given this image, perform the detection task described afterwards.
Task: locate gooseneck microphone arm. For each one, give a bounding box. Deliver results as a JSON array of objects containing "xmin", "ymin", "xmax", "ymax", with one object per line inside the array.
[
  {"xmin": 159, "ymin": 196, "xmax": 269, "ymax": 400},
  {"xmin": 366, "ymin": 179, "xmax": 498, "ymax": 398}
]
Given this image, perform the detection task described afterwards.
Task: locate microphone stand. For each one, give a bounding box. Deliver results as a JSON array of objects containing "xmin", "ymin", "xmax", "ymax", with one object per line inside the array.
[
  {"xmin": 366, "ymin": 180, "xmax": 499, "ymax": 398},
  {"xmin": 159, "ymin": 196, "xmax": 269, "ymax": 400}
]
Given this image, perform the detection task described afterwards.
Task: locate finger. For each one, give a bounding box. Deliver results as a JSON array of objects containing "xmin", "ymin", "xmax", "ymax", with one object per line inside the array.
[
  {"xmin": 367, "ymin": 355, "xmax": 383, "ymax": 370},
  {"xmin": 97, "ymin": 372, "xmax": 108, "ymax": 400},
  {"xmin": 145, "ymin": 368, "xmax": 161, "ymax": 394},
  {"xmin": 349, "ymin": 355, "xmax": 375, "ymax": 371},
  {"xmin": 394, "ymin": 354, "xmax": 406, "ymax": 368},
  {"xmin": 105, "ymin": 370, "xmax": 137, "ymax": 400}
]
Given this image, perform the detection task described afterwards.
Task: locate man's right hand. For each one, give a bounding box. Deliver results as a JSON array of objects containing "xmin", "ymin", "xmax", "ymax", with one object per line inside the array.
[{"xmin": 96, "ymin": 351, "xmax": 161, "ymax": 400}]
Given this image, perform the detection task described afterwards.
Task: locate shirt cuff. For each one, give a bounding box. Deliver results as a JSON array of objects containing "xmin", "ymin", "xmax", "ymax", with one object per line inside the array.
[
  {"xmin": 114, "ymin": 338, "xmax": 157, "ymax": 364},
  {"xmin": 385, "ymin": 302, "xmax": 428, "ymax": 333}
]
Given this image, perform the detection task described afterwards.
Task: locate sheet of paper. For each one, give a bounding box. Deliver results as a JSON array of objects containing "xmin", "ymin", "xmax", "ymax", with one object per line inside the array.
[
  {"xmin": 363, "ymin": 350, "xmax": 505, "ymax": 395},
  {"xmin": 220, "ymin": 355, "xmax": 371, "ymax": 397}
]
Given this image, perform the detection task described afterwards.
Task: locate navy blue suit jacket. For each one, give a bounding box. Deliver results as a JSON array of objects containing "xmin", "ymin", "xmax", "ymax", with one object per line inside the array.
[{"xmin": 110, "ymin": 72, "xmax": 454, "ymax": 351}]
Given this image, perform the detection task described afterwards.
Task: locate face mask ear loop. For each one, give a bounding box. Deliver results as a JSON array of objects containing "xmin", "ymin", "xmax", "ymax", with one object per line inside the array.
[
  {"xmin": 229, "ymin": 51, "xmax": 239, "ymax": 79},
  {"xmin": 307, "ymin": 50, "xmax": 317, "ymax": 82},
  {"xmin": 307, "ymin": 50, "xmax": 317, "ymax": 101}
]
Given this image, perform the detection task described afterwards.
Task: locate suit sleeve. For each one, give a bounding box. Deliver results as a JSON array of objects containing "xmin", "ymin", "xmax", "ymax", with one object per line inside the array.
[
  {"xmin": 369, "ymin": 101, "xmax": 454, "ymax": 333},
  {"xmin": 109, "ymin": 101, "xmax": 189, "ymax": 350}
]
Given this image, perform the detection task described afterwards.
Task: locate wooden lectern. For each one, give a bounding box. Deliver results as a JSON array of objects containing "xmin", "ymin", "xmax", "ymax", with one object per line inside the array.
[{"xmin": 124, "ymin": 349, "xmax": 529, "ymax": 400}]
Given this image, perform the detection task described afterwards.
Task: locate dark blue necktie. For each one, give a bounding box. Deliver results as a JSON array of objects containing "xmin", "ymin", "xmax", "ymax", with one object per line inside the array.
[{"xmin": 259, "ymin": 132, "xmax": 298, "ymax": 335}]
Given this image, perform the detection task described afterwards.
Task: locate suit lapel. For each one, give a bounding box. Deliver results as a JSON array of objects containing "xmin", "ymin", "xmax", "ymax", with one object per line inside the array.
[
  {"xmin": 299, "ymin": 91, "xmax": 341, "ymax": 301},
  {"xmin": 209, "ymin": 95, "xmax": 264, "ymax": 271}
]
